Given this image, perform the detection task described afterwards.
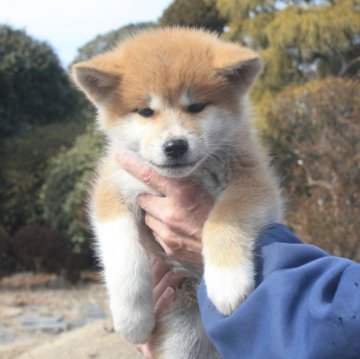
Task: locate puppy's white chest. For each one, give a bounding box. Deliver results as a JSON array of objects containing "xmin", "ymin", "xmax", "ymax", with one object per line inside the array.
[{"xmin": 114, "ymin": 167, "xmax": 156, "ymax": 203}]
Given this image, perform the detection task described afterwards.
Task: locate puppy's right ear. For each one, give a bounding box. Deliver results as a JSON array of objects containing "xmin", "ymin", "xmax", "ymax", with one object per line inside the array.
[{"xmin": 71, "ymin": 60, "xmax": 121, "ymax": 106}]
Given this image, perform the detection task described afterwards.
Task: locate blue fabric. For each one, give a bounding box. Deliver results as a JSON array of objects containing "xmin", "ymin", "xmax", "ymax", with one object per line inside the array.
[{"xmin": 197, "ymin": 224, "xmax": 360, "ymax": 359}]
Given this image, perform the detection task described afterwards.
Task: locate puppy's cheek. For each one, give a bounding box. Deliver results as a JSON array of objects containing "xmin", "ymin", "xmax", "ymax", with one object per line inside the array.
[
  {"xmin": 112, "ymin": 118, "xmax": 149, "ymax": 153},
  {"xmin": 139, "ymin": 131, "xmax": 168, "ymax": 164}
]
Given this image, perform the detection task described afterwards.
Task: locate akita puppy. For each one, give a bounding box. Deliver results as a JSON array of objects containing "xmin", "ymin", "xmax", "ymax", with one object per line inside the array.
[{"xmin": 72, "ymin": 28, "xmax": 283, "ymax": 358}]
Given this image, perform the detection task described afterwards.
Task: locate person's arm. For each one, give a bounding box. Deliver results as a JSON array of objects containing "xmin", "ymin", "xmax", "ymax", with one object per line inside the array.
[
  {"xmin": 117, "ymin": 152, "xmax": 360, "ymax": 359},
  {"xmin": 198, "ymin": 223, "xmax": 360, "ymax": 359}
]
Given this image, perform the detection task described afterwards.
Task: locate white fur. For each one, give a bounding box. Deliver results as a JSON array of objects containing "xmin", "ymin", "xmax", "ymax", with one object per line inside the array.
[
  {"xmin": 179, "ymin": 91, "xmax": 192, "ymax": 107},
  {"xmin": 198, "ymin": 107, "xmax": 239, "ymax": 154},
  {"xmin": 93, "ymin": 216, "xmax": 155, "ymax": 344},
  {"xmin": 204, "ymin": 261, "xmax": 255, "ymax": 316},
  {"xmin": 109, "ymin": 113, "xmax": 148, "ymax": 151},
  {"xmin": 149, "ymin": 94, "xmax": 166, "ymax": 110}
]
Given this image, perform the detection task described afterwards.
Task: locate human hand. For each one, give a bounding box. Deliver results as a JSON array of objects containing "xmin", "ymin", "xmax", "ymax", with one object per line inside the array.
[
  {"xmin": 136, "ymin": 255, "xmax": 184, "ymax": 358},
  {"xmin": 117, "ymin": 152, "xmax": 213, "ymax": 269}
]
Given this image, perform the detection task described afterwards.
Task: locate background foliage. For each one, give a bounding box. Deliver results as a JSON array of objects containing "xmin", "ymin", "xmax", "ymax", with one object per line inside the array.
[
  {"xmin": 0, "ymin": 122, "xmax": 85, "ymax": 233},
  {"xmin": 72, "ymin": 22, "xmax": 157, "ymax": 63},
  {"xmin": 41, "ymin": 127, "xmax": 105, "ymax": 253},
  {"xmin": 0, "ymin": 0, "xmax": 359, "ymax": 277},
  {"xmin": 216, "ymin": 0, "xmax": 360, "ymax": 105},
  {"xmin": 0, "ymin": 26, "xmax": 79, "ymax": 137},
  {"xmin": 160, "ymin": 0, "xmax": 226, "ymax": 33},
  {"xmin": 264, "ymin": 77, "xmax": 360, "ymax": 259}
]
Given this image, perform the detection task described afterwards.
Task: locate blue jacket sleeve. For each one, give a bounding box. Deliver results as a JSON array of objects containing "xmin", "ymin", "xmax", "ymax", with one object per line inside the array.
[{"xmin": 197, "ymin": 224, "xmax": 360, "ymax": 359}]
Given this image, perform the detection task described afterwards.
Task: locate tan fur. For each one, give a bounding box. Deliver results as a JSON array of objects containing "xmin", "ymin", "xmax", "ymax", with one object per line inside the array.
[
  {"xmin": 204, "ymin": 171, "xmax": 280, "ymax": 266},
  {"xmin": 91, "ymin": 160, "xmax": 127, "ymax": 221},
  {"xmin": 71, "ymin": 27, "xmax": 282, "ymax": 359},
  {"xmin": 71, "ymin": 28, "xmax": 257, "ymax": 126}
]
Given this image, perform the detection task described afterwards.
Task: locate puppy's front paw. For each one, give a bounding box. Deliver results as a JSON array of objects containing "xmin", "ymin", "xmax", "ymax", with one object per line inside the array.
[
  {"xmin": 204, "ymin": 262, "xmax": 255, "ymax": 316},
  {"xmin": 111, "ymin": 301, "xmax": 155, "ymax": 344}
]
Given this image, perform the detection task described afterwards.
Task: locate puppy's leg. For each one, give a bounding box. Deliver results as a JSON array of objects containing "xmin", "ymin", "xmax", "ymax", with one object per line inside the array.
[
  {"xmin": 153, "ymin": 301, "xmax": 221, "ymax": 359},
  {"xmin": 92, "ymin": 179, "xmax": 155, "ymax": 344},
  {"xmin": 203, "ymin": 174, "xmax": 282, "ymax": 315}
]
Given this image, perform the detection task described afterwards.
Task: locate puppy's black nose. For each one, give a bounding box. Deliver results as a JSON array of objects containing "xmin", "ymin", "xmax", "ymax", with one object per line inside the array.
[{"xmin": 163, "ymin": 139, "xmax": 189, "ymax": 159}]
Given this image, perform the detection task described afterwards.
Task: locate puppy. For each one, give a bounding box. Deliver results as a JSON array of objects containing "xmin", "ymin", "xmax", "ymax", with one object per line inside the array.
[{"xmin": 71, "ymin": 28, "xmax": 283, "ymax": 359}]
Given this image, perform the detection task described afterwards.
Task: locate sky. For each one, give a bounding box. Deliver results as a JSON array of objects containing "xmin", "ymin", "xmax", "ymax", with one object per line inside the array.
[{"xmin": 0, "ymin": 0, "xmax": 172, "ymax": 66}]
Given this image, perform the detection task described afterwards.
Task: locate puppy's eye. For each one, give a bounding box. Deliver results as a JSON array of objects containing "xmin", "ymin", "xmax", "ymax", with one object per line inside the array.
[
  {"xmin": 187, "ymin": 103, "xmax": 207, "ymax": 114},
  {"xmin": 137, "ymin": 108, "xmax": 154, "ymax": 117}
]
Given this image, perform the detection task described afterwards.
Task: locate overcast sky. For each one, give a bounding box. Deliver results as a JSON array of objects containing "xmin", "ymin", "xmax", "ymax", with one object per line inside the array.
[{"xmin": 0, "ymin": 0, "xmax": 172, "ymax": 66}]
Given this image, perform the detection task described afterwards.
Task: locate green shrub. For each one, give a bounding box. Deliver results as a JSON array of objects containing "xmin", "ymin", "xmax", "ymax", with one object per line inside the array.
[
  {"xmin": 11, "ymin": 224, "xmax": 68, "ymax": 273},
  {"xmin": 0, "ymin": 226, "xmax": 15, "ymax": 276},
  {"xmin": 11, "ymin": 224, "xmax": 92, "ymax": 279},
  {"xmin": 0, "ymin": 121, "xmax": 85, "ymax": 234},
  {"xmin": 41, "ymin": 126, "xmax": 105, "ymax": 253}
]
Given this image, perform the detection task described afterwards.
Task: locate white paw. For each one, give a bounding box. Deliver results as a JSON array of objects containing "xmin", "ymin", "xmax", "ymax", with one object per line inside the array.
[
  {"xmin": 204, "ymin": 262, "xmax": 255, "ymax": 316},
  {"xmin": 111, "ymin": 301, "xmax": 155, "ymax": 344}
]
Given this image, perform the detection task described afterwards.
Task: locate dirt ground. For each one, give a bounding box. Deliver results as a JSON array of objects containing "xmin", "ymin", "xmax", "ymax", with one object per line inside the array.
[{"xmin": 0, "ymin": 272, "xmax": 141, "ymax": 359}]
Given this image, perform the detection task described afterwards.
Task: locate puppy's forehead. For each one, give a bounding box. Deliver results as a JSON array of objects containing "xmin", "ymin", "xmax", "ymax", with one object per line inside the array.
[
  {"xmin": 148, "ymin": 91, "xmax": 193, "ymax": 109},
  {"xmin": 119, "ymin": 31, "xmax": 219, "ymax": 91},
  {"xmin": 106, "ymin": 29, "xmax": 241, "ymax": 111}
]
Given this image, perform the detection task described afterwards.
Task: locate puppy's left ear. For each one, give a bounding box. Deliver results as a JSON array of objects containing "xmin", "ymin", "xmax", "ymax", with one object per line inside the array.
[
  {"xmin": 71, "ymin": 57, "xmax": 121, "ymax": 107},
  {"xmin": 213, "ymin": 43, "xmax": 262, "ymax": 91}
]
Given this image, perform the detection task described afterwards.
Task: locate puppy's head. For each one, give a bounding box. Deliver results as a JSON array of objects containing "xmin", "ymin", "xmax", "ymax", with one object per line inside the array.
[{"xmin": 71, "ymin": 28, "xmax": 261, "ymax": 178}]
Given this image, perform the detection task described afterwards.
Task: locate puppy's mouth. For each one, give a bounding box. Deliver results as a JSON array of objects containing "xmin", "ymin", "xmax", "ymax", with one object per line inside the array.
[
  {"xmin": 148, "ymin": 160, "xmax": 200, "ymax": 178},
  {"xmin": 152, "ymin": 161, "xmax": 198, "ymax": 169}
]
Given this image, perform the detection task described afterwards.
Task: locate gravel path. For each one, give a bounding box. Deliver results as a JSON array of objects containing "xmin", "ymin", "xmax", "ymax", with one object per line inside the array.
[{"xmin": 0, "ymin": 273, "xmax": 141, "ymax": 359}]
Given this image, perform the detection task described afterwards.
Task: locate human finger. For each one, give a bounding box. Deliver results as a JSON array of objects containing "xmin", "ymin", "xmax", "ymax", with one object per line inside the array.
[
  {"xmin": 152, "ymin": 232, "xmax": 203, "ymax": 269},
  {"xmin": 136, "ymin": 344, "xmax": 154, "ymax": 359},
  {"xmin": 149, "ymin": 254, "xmax": 169, "ymax": 287},
  {"xmin": 154, "ymin": 286, "xmax": 176, "ymax": 319},
  {"xmin": 153, "ymin": 270, "xmax": 184, "ymax": 304},
  {"xmin": 116, "ymin": 151, "xmax": 184, "ymax": 196},
  {"xmin": 141, "ymin": 199, "xmax": 184, "ymax": 235},
  {"xmin": 146, "ymin": 215, "xmax": 202, "ymax": 254},
  {"xmin": 138, "ymin": 194, "xmax": 170, "ymax": 222},
  {"xmin": 139, "ymin": 194, "xmax": 210, "ymax": 239}
]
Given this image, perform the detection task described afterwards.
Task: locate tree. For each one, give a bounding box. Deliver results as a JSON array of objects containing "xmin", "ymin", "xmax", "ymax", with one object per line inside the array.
[
  {"xmin": 0, "ymin": 25, "xmax": 79, "ymax": 137},
  {"xmin": 160, "ymin": 0, "xmax": 226, "ymax": 33},
  {"xmin": 263, "ymin": 77, "xmax": 360, "ymax": 259},
  {"xmin": 216, "ymin": 0, "xmax": 360, "ymax": 102},
  {"xmin": 73, "ymin": 22, "xmax": 157, "ymax": 63}
]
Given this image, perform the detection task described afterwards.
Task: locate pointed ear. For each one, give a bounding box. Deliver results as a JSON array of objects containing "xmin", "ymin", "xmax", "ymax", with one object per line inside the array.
[
  {"xmin": 71, "ymin": 61, "xmax": 120, "ymax": 105},
  {"xmin": 213, "ymin": 43, "xmax": 262, "ymax": 90}
]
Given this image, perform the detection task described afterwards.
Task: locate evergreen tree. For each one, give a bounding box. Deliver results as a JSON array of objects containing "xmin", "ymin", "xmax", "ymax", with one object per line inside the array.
[
  {"xmin": 0, "ymin": 25, "xmax": 78, "ymax": 137},
  {"xmin": 73, "ymin": 22, "xmax": 157, "ymax": 63},
  {"xmin": 216, "ymin": 0, "xmax": 360, "ymax": 101},
  {"xmin": 160, "ymin": 0, "xmax": 226, "ymax": 33}
]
